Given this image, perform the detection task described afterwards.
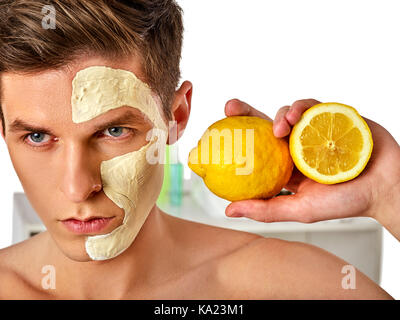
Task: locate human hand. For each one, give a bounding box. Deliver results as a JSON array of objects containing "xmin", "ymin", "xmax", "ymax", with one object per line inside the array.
[{"xmin": 224, "ymin": 98, "xmax": 400, "ymax": 240}]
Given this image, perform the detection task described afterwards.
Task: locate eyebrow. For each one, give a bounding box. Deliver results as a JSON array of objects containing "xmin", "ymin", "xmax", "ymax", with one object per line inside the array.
[{"xmin": 8, "ymin": 109, "xmax": 149, "ymax": 135}]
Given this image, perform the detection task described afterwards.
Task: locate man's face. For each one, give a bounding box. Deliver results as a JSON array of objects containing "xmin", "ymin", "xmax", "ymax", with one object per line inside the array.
[{"xmin": 0, "ymin": 55, "xmax": 165, "ymax": 261}]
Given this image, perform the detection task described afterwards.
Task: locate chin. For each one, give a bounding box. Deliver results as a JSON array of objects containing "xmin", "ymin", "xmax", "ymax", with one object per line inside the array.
[
  {"xmin": 61, "ymin": 245, "xmax": 93, "ymax": 262},
  {"xmin": 50, "ymin": 234, "xmax": 94, "ymax": 262}
]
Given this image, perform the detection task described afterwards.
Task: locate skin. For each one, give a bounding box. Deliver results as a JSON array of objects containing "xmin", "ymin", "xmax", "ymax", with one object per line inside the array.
[
  {"xmin": 0, "ymin": 55, "xmax": 393, "ymax": 299},
  {"xmin": 225, "ymin": 99, "xmax": 400, "ymax": 242}
]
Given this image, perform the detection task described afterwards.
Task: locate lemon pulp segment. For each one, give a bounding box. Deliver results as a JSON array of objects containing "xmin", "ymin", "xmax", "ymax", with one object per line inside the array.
[{"xmin": 289, "ymin": 103, "xmax": 373, "ymax": 184}]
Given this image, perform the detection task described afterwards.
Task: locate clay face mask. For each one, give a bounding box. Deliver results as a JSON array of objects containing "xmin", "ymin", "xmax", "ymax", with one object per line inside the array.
[{"xmin": 71, "ymin": 66, "xmax": 167, "ymax": 260}]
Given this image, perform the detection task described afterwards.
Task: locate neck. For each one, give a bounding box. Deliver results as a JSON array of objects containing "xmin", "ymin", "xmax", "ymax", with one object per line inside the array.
[{"xmin": 47, "ymin": 205, "xmax": 170, "ymax": 299}]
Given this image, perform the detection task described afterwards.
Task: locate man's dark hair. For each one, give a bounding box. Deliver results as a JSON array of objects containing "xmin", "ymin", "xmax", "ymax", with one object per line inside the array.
[{"xmin": 0, "ymin": 0, "xmax": 184, "ymax": 135}]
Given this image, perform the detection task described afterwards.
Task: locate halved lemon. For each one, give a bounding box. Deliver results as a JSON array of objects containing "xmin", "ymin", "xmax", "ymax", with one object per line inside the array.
[{"xmin": 289, "ymin": 102, "xmax": 373, "ymax": 184}]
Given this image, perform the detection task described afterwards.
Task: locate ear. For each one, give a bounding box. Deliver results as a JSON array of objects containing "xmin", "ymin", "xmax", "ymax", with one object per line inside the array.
[{"xmin": 168, "ymin": 80, "xmax": 192, "ymax": 145}]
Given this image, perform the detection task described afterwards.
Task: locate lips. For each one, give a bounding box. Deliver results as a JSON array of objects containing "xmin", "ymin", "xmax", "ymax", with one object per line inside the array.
[{"xmin": 61, "ymin": 216, "xmax": 114, "ymax": 234}]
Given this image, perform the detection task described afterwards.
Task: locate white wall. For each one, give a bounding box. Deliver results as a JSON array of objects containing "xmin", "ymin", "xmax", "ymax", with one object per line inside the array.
[{"xmin": 0, "ymin": 0, "xmax": 398, "ymax": 298}]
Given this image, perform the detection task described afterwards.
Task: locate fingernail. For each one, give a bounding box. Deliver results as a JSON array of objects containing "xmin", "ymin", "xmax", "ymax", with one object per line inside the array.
[
  {"xmin": 273, "ymin": 123, "xmax": 284, "ymax": 137},
  {"xmin": 273, "ymin": 124, "xmax": 280, "ymax": 136},
  {"xmin": 287, "ymin": 108, "xmax": 297, "ymax": 122}
]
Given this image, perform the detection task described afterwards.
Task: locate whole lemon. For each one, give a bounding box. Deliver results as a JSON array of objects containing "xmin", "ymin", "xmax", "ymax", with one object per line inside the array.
[{"xmin": 188, "ymin": 116, "xmax": 293, "ymax": 201}]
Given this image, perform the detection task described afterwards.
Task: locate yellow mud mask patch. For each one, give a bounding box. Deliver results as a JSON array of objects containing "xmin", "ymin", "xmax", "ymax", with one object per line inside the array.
[{"xmin": 71, "ymin": 66, "xmax": 167, "ymax": 260}]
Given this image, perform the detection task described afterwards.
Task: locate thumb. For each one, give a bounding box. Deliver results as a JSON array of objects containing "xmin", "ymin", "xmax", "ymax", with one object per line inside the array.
[{"xmin": 225, "ymin": 194, "xmax": 316, "ymax": 223}]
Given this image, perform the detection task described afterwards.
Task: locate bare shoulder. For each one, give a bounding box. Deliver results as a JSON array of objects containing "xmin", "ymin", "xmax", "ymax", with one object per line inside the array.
[
  {"xmin": 216, "ymin": 237, "xmax": 393, "ymax": 300},
  {"xmin": 161, "ymin": 211, "xmax": 262, "ymax": 265},
  {"xmin": 0, "ymin": 232, "xmax": 50, "ymax": 299}
]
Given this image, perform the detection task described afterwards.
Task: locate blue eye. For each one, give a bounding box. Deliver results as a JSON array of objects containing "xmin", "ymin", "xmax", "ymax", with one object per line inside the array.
[
  {"xmin": 28, "ymin": 132, "xmax": 49, "ymax": 143},
  {"xmin": 105, "ymin": 127, "xmax": 124, "ymax": 137}
]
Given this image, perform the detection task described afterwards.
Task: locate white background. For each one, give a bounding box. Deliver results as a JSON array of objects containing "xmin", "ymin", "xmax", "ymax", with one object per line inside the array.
[{"xmin": 0, "ymin": 0, "xmax": 399, "ymax": 298}]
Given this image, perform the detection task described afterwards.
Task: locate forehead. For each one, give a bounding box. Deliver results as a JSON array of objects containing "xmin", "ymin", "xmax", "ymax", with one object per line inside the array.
[{"xmin": 0, "ymin": 54, "xmax": 150, "ymax": 122}]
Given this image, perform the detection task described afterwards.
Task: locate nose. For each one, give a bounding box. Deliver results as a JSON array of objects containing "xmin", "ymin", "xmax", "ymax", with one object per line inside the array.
[{"xmin": 59, "ymin": 142, "xmax": 103, "ymax": 203}]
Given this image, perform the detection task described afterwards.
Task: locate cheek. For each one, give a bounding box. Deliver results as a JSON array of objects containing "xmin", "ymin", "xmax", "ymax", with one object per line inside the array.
[
  {"xmin": 6, "ymin": 145, "xmax": 61, "ymax": 225},
  {"xmin": 8, "ymin": 145, "xmax": 51, "ymax": 192}
]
